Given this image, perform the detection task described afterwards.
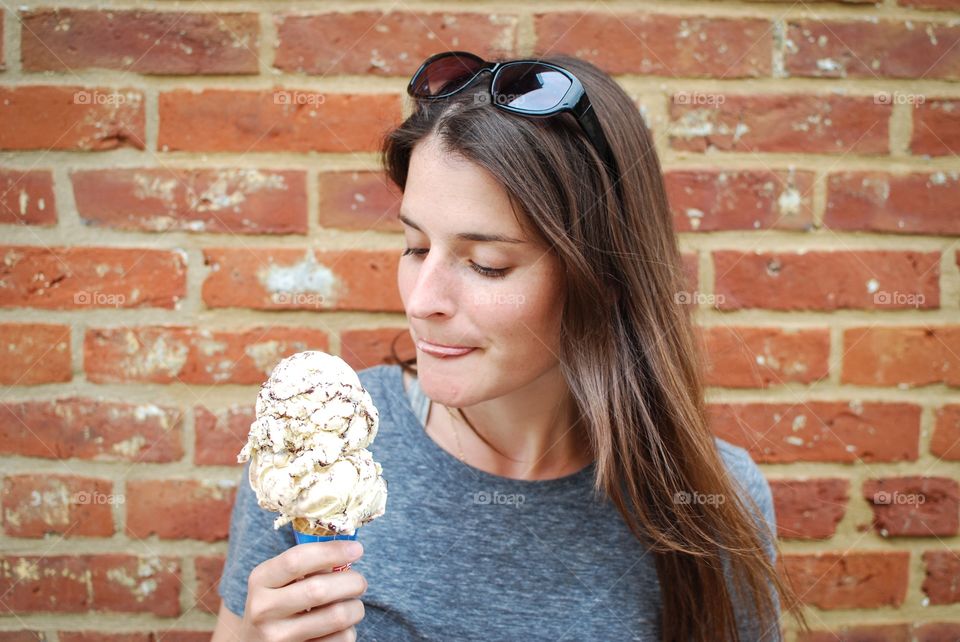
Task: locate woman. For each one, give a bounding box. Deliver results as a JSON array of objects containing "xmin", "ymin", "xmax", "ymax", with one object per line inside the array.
[{"xmin": 213, "ymin": 51, "xmax": 808, "ymax": 641}]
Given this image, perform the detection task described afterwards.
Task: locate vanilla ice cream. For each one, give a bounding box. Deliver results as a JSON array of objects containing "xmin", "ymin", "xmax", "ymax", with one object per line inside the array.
[{"xmin": 238, "ymin": 351, "xmax": 387, "ymax": 535}]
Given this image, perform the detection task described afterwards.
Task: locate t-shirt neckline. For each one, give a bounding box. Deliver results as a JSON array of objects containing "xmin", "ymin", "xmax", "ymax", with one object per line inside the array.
[{"xmin": 390, "ymin": 365, "xmax": 597, "ymax": 490}]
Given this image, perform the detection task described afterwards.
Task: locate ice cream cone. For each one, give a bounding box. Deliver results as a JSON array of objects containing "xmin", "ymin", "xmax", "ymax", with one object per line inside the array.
[{"xmin": 292, "ymin": 517, "xmax": 359, "ymax": 571}]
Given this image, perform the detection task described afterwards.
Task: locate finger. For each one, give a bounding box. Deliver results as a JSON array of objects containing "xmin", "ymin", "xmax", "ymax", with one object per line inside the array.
[
  {"xmin": 255, "ymin": 541, "xmax": 363, "ymax": 588},
  {"xmin": 282, "ymin": 599, "xmax": 365, "ymax": 640},
  {"xmin": 268, "ymin": 570, "xmax": 367, "ymax": 619},
  {"xmin": 307, "ymin": 625, "xmax": 356, "ymax": 642}
]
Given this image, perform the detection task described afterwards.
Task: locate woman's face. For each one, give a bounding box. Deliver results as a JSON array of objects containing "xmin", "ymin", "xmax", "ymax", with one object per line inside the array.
[{"xmin": 397, "ymin": 136, "xmax": 566, "ymax": 407}]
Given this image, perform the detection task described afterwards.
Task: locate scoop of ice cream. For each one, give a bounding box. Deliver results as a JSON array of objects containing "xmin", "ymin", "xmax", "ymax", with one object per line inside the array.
[{"xmin": 238, "ymin": 351, "xmax": 387, "ymax": 533}]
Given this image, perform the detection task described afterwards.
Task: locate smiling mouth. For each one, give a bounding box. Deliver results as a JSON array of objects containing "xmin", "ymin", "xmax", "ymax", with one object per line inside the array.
[{"xmin": 417, "ymin": 339, "xmax": 477, "ymax": 357}]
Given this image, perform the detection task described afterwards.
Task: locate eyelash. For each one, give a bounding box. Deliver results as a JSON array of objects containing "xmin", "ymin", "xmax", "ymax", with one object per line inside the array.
[{"xmin": 401, "ymin": 247, "xmax": 509, "ymax": 279}]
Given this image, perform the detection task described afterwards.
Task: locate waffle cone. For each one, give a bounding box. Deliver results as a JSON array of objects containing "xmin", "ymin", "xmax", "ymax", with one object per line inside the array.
[{"xmin": 292, "ymin": 517, "xmax": 337, "ymax": 536}]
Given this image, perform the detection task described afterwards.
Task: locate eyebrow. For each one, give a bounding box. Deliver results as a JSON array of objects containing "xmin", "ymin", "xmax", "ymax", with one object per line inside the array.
[{"xmin": 398, "ymin": 213, "xmax": 526, "ymax": 245}]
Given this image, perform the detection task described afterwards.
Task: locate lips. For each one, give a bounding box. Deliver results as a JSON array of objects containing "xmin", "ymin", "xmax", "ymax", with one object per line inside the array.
[{"xmin": 417, "ymin": 338, "xmax": 476, "ymax": 357}]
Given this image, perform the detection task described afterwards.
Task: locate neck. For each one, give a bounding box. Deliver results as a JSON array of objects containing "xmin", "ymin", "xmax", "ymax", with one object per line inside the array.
[{"xmin": 444, "ymin": 366, "xmax": 593, "ymax": 480}]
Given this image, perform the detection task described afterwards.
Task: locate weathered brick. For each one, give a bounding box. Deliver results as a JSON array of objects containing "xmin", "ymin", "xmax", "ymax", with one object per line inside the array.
[
  {"xmin": 202, "ymin": 248, "xmax": 403, "ymax": 312},
  {"xmin": 785, "ymin": 19, "xmax": 960, "ymax": 79},
  {"xmin": 863, "ymin": 477, "xmax": 959, "ymax": 536},
  {"xmin": 825, "ymin": 171, "xmax": 960, "ymax": 235},
  {"xmin": 194, "ymin": 555, "xmax": 225, "ymax": 614},
  {"xmin": 0, "ymin": 323, "xmax": 71, "ymax": 385},
  {"xmin": 194, "ymin": 405, "xmax": 254, "ymax": 466},
  {"xmin": 916, "ymin": 623, "xmax": 960, "ymax": 642},
  {"xmin": 275, "ymin": 12, "xmax": 516, "ymax": 75},
  {"xmin": 21, "ymin": 9, "xmax": 259, "ymax": 74},
  {"xmin": 665, "ymin": 168, "xmax": 814, "ymax": 231},
  {"xmin": 0, "ymin": 86, "xmax": 144, "ymax": 151},
  {"xmin": 700, "ymin": 326, "xmax": 830, "ymax": 388},
  {"xmin": 922, "ymin": 549, "xmax": 960, "ymax": 604},
  {"xmin": 59, "ymin": 634, "xmax": 149, "ymax": 642},
  {"xmin": 158, "ymin": 90, "xmax": 400, "ymax": 153},
  {"xmin": 341, "ymin": 327, "xmax": 416, "ymax": 373},
  {"xmin": 534, "ymin": 13, "xmax": 771, "ymax": 77},
  {"xmin": 2, "ymin": 474, "xmax": 115, "ymax": 538},
  {"xmin": 780, "ymin": 551, "xmax": 909, "ymax": 609},
  {"xmin": 0, "ymin": 246, "xmax": 186, "ymax": 309},
  {"xmin": 713, "ymin": 250, "xmax": 939, "ymax": 311},
  {"xmin": 72, "ymin": 168, "xmax": 307, "ymax": 235},
  {"xmin": 798, "ymin": 625, "xmax": 911, "ymax": 642},
  {"xmin": 912, "ymin": 98, "xmax": 960, "ymax": 157},
  {"xmin": 709, "ymin": 402, "xmax": 921, "ymax": 463},
  {"xmin": 899, "ymin": 0, "xmax": 960, "ymax": 7},
  {"xmin": 932, "ymin": 405, "xmax": 960, "ymax": 461},
  {"xmin": 670, "ymin": 94, "xmax": 890, "ymax": 154},
  {"xmin": 0, "ymin": 169, "xmax": 56, "ymax": 226},
  {"xmin": 318, "ymin": 171, "xmax": 401, "ymax": 232},
  {"xmin": 0, "ymin": 555, "xmax": 180, "ymax": 615},
  {"xmin": 842, "ymin": 326, "xmax": 960, "ymax": 387},
  {"xmin": 0, "ymin": 398, "xmax": 183, "ymax": 462},
  {"xmin": 126, "ymin": 479, "xmax": 235, "ymax": 541},
  {"xmin": 84, "ymin": 326, "xmax": 330, "ymax": 384},
  {"xmin": 769, "ymin": 478, "xmax": 848, "ymax": 539}
]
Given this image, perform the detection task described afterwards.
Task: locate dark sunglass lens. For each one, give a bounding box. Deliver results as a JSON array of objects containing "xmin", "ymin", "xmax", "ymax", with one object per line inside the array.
[
  {"xmin": 492, "ymin": 63, "xmax": 572, "ymax": 110},
  {"xmin": 411, "ymin": 55, "xmax": 485, "ymax": 97}
]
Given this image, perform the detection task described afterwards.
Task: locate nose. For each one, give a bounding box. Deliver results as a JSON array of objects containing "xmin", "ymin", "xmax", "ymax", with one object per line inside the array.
[{"xmin": 403, "ymin": 248, "xmax": 458, "ymax": 320}]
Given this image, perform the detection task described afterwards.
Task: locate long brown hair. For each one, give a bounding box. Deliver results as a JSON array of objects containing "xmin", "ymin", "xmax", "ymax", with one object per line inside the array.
[{"xmin": 381, "ymin": 54, "xmax": 808, "ymax": 642}]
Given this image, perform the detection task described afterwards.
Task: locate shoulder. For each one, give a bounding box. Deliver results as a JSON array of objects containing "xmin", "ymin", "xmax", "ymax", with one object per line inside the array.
[{"xmin": 714, "ymin": 437, "xmax": 777, "ymax": 558}]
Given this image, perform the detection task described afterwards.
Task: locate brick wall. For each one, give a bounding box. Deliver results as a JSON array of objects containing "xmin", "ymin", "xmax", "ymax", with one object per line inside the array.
[{"xmin": 1, "ymin": 1, "xmax": 958, "ymax": 640}]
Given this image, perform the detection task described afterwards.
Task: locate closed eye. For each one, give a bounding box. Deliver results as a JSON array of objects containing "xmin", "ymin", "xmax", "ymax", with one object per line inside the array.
[{"xmin": 400, "ymin": 247, "xmax": 509, "ymax": 279}]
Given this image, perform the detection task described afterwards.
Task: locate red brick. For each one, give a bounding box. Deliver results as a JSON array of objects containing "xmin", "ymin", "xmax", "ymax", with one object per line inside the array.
[
  {"xmin": 769, "ymin": 478, "xmax": 848, "ymax": 540},
  {"xmin": 0, "ymin": 169, "xmax": 56, "ymax": 225},
  {"xmin": 709, "ymin": 401, "xmax": 921, "ymax": 463},
  {"xmin": 0, "ymin": 633, "xmax": 45, "ymax": 642},
  {"xmin": 0, "ymin": 398, "xmax": 184, "ymax": 462},
  {"xmin": 59, "ymin": 631, "xmax": 150, "ymax": 642},
  {"xmin": 275, "ymin": 12, "xmax": 516, "ymax": 75},
  {"xmin": 665, "ymin": 168, "xmax": 814, "ymax": 232},
  {"xmin": 72, "ymin": 168, "xmax": 307, "ymax": 235},
  {"xmin": 158, "ymin": 90, "xmax": 400, "ymax": 153},
  {"xmin": 825, "ymin": 171, "xmax": 960, "ymax": 235},
  {"xmin": 0, "ymin": 86, "xmax": 144, "ymax": 151},
  {"xmin": 341, "ymin": 327, "xmax": 416, "ymax": 373},
  {"xmin": 681, "ymin": 252, "xmax": 698, "ymax": 294},
  {"xmin": 700, "ymin": 326, "xmax": 830, "ymax": 388},
  {"xmin": 2, "ymin": 474, "xmax": 115, "ymax": 538},
  {"xmin": 798, "ymin": 625, "xmax": 911, "ymax": 642},
  {"xmin": 916, "ymin": 623, "xmax": 960, "ymax": 642},
  {"xmin": 202, "ymin": 248, "xmax": 403, "ymax": 312},
  {"xmin": 912, "ymin": 98, "xmax": 960, "ymax": 157},
  {"xmin": 842, "ymin": 326, "xmax": 960, "ymax": 387},
  {"xmin": 148, "ymin": 634, "xmax": 210, "ymax": 642},
  {"xmin": 785, "ymin": 19, "xmax": 960, "ymax": 79},
  {"xmin": 126, "ymin": 479, "xmax": 235, "ymax": 541},
  {"xmin": 863, "ymin": 477, "xmax": 959, "ymax": 537},
  {"xmin": 0, "ymin": 323, "xmax": 70, "ymax": 385},
  {"xmin": 21, "ymin": 9, "xmax": 259, "ymax": 74},
  {"xmin": 780, "ymin": 551, "xmax": 909, "ymax": 609},
  {"xmin": 89, "ymin": 555, "xmax": 181, "ymax": 616},
  {"xmin": 900, "ymin": 0, "xmax": 960, "ymax": 7},
  {"xmin": 318, "ymin": 171, "xmax": 402, "ymax": 232},
  {"xmin": 194, "ymin": 405, "xmax": 254, "ymax": 466},
  {"xmin": 194, "ymin": 555, "xmax": 225, "ymax": 614},
  {"xmin": 0, "ymin": 12, "xmax": 4, "ymax": 70},
  {"xmin": 713, "ymin": 250, "xmax": 939, "ymax": 311},
  {"xmin": 922, "ymin": 550, "xmax": 960, "ymax": 604},
  {"xmin": 932, "ymin": 405, "xmax": 960, "ymax": 461},
  {"xmin": 534, "ymin": 13, "xmax": 771, "ymax": 77},
  {"xmin": 670, "ymin": 94, "xmax": 890, "ymax": 154},
  {"xmin": 84, "ymin": 326, "xmax": 330, "ymax": 384},
  {"xmin": 0, "ymin": 555, "xmax": 91, "ymax": 612},
  {"xmin": 0, "ymin": 246, "xmax": 186, "ymax": 309}
]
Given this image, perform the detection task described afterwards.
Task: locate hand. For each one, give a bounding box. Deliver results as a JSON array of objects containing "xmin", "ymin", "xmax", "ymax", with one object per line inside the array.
[{"xmin": 240, "ymin": 540, "xmax": 367, "ymax": 642}]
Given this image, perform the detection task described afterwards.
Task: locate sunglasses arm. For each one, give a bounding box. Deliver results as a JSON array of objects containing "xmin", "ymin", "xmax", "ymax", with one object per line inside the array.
[{"xmin": 571, "ymin": 94, "xmax": 620, "ymax": 181}]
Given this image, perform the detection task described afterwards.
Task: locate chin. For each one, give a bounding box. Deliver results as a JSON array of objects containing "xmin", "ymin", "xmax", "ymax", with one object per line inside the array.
[{"xmin": 416, "ymin": 363, "xmax": 478, "ymax": 408}]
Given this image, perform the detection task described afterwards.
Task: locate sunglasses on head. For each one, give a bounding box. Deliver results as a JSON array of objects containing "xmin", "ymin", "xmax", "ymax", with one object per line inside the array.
[{"xmin": 407, "ymin": 51, "xmax": 620, "ymax": 183}]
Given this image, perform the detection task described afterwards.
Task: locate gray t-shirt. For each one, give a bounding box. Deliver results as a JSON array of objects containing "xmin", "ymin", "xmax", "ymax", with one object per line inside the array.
[{"xmin": 219, "ymin": 364, "xmax": 780, "ymax": 641}]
